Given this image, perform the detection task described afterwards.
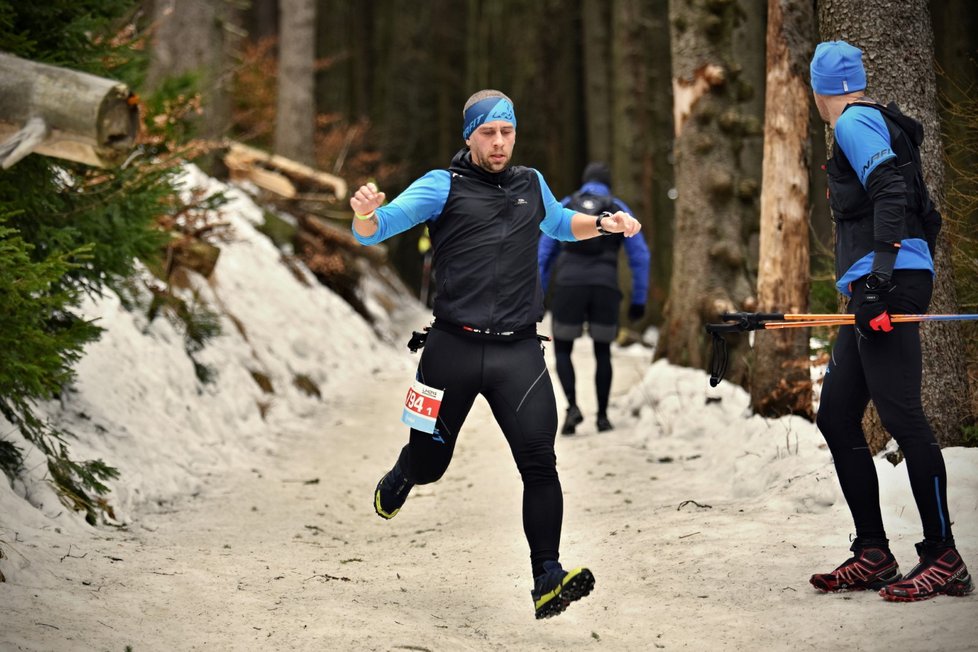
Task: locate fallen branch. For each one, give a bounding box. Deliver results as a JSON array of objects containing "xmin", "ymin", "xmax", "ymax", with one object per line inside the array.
[{"xmin": 224, "ymin": 140, "xmax": 348, "ymax": 200}]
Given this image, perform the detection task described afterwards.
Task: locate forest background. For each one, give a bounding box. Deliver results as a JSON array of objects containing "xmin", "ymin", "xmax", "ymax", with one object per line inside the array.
[{"xmin": 1, "ymin": 0, "xmax": 977, "ymax": 524}]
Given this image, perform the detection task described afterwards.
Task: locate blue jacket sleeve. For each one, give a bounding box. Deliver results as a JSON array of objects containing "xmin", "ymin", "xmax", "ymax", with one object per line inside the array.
[
  {"xmin": 351, "ymin": 170, "xmax": 451, "ymax": 245},
  {"xmin": 614, "ymin": 198, "xmax": 650, "ymax": 305},
  {"xmin": 535, "ymin": 170, "xmax": 577, "ymax": 242}
]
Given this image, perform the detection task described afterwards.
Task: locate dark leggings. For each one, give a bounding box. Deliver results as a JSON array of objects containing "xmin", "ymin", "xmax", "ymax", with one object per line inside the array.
[
  {"xmin": 815, "ymin": 270, "xmax": 953, "ymax": 546},
  {"xmin": 395, "ymin": 328, "xmax": 561, "ymax": 576},
  {"xmin": 554, "ymin": 339, "xmax": 612, "ymax": 416}
]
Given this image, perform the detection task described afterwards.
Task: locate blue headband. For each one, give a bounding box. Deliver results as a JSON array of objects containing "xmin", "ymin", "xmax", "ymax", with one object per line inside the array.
[{"xmin": 462, "ymin": 97, "xmax": 517, "ymax": 140}]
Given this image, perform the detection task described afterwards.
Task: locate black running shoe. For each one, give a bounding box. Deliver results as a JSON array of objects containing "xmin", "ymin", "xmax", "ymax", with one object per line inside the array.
[
  {"xmin": 531, "ymin": 560, "xmax": 595, "ymax": 619},
  {"xmin": 880, "ymin": 544, "xmax": 974, "ymax": 602},
  {"xmin": 596, "ymin": 415, "xmax": 614, "ymax": 432},
  {"xmin": 561, "ymin": 405, "xmax": 584, "ymax": 436},
  {"xmin": 373, "ymin": 461, "xmax": 413, "ymax": 520},
  {"xmin": 810, "ymin": 546, "xmax": 902, "ymax": 592}
]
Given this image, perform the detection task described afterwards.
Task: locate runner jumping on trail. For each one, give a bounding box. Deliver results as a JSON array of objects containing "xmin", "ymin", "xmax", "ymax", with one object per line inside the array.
[{"xmin": 350, "ymin": 89, "xmax": 642, "ymax": 618}]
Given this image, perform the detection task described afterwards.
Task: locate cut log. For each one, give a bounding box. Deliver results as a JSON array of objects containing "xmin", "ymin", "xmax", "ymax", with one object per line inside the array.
[
  {"xmin": 0, "ymin": 52, "xmax": 138, "ymax": 168},
  {"xmin": 224, "ymin": 140, "xmax": 347, "ymax": 200}
]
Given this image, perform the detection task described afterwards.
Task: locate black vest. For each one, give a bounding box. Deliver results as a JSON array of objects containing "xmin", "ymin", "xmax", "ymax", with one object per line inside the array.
[
  {"xmin": 427, "ymin": 149, "xmax": 547, "ymax": 331},
  {"xmin": 826, "ymin": 102, "xmax": 939, "ymax": 278}
]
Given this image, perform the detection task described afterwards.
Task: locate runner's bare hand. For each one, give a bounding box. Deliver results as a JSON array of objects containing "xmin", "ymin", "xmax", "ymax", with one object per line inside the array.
[
  {"xmin": 601, "ymin": 211, "xmax": 642, "ymax": 237},
  {"xmin": 350, "ymin": 182, "xmax": 385, "ymax": 217}
]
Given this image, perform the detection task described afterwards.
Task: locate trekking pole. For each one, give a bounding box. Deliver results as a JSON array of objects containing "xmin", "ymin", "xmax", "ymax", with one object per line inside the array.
[
  {"xmin": 704, "ymin": 312, "xmax": 978, "ymax": 386},
  {"xmin": 761, "ymin": 313, "xmax": 978, "ymax": 329}
]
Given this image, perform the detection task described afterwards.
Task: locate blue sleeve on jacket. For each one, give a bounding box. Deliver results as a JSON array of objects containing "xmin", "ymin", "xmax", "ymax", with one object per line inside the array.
[
  {"xmin": 613, "ymin": 198, "xmax": 650, "ymax": 305},
  {"xmin": 834, "ymin": 106, "xmax": 896, "ymax": 188},
  {"xmin": 535, "ymin": 170, "xmax": 577, "ymax": 241},
  {"xmin": 351, "ymin": 170, "xmax": 451, "ymax": 245}
]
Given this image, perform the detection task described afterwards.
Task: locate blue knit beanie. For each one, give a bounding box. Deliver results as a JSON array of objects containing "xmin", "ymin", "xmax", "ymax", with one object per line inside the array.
[{"xmin": 810, "ymin": 41, "xmax": 866, "ymax": 95}]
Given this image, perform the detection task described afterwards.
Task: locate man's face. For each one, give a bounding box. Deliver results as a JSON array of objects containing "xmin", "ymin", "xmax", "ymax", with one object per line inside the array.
[{"xmin": 465, "ymin": 120, "xmax": 515, "ymax": 173}]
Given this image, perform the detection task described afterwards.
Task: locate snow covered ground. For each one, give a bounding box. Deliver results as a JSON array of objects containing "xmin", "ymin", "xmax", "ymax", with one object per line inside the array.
[{"xmin": 1, "ymin": 167, "xmax": 975, "ymax": 651}]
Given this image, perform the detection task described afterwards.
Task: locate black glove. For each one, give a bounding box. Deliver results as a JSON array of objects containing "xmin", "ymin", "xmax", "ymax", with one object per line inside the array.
[
  {"xmin": 854, "ymin": 275, "xmax": 895, "ymax": 338},
  {"xmin": 628, "ymin": 303, "xmax": 645, "ymax": 322}
]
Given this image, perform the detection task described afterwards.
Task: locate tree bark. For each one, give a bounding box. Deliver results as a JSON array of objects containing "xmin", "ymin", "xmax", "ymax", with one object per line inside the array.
[
  {"xmin": 0, "ymin": 53, "xmax": 138, "ymax": 168},
  {"xmin": 147, "ymin": 0, "xmax": 237, "ymax": 142},
  {"xmin": 658, "ymin": 0, "xmax": 764, "ymax": 386},
  {"xmin": 582, "ymin": 0, "xmax": 613, "ymax": 166},
  {"xmin": 932, "ymin": 0, "xmax": 978, "ymax": 421},
  {"xmin": 751, "ymin": 0, "xmax": 814, "ymax": 418},
  {"xmin": 275, "ymin": 0, "xmax": 317, "ymax": 166},
  {"xmin": 818, "ymin": 0, "xmax": 971, "ymax": 448}
]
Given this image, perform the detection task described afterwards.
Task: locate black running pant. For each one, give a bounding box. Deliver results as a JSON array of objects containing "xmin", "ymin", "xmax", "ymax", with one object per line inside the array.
[
  {"xmin": 554, "ymin": 339, "xmax": 613, "ymax": 416},
  {"xmin": 551, "ymin": 285, "xmax": 619, "ymax": 416},
  {"xmin": 394, "ymin": 327, "xmax": 562, "ymax": 576},
  {"xmin": 815, "ymin": 270, "xmax": 953, "ymax": 545}
]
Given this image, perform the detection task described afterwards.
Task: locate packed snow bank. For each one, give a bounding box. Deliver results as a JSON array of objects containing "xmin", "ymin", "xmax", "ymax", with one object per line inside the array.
[
  {"xmin": 0, "ymin": 164, "xmax": 418, "ymax": 553},
  {"xmin": 622, "ymin": 359, "xmax": 978, "ymax": 545}
]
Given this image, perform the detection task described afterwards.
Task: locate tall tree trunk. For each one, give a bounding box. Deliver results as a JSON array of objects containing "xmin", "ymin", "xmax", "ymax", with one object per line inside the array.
[
  {"xmin": 818, "ymin": 0, "xmax": 971, "ymax": 448},
  {"xmin": 244, "ymin": 0, "xmax": 278, "ymax": 41},
  {"xmin": 580, "ymin": 1, "xmax": 674, "ymax": 326},
  {"xmin": 147, "ymin": 0, "xmax": 237, "ymax": 142},
  {"xmin": 275, "ymin": 0, "xmax": 316, "ymax": 165},
  {"xmin": 658, "ymin": 0, "xmax": 764, "ymax": 386},
  {"xmin": 582, "ymin": 0, "xmax": 613, "ymax": 165},
  {"xmin": 751, "ymin": 0, "xmax": 814, "ymax": 417},
  {"xmin": 933, "ymin": 0, "xmax": 978, "ymax": 421},
  {"xmin": 642, "ymin": 0, "xmax": 676, "ymax": 326}
]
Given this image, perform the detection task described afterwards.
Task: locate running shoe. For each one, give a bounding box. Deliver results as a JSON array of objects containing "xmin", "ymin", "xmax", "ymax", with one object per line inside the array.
[
  {"xmin": 879, "ymin": 544, "xmax": 974, "ymax": 602},
  {"xmin": 810, "ymin": 546, "xmax": 902, "ymax": 592},
  {"xmin": 532, "ymin": 560, "xmax": 595, "ymax": 619},
  {"xmin": 596, "ymin": 415, "xmax": 614, "ymax": 432},
  {"xmin": 561, "ymin": 405, "xmax": 584, "ymax": 436},
  {"xmin": 373, "ymin": 461, "xmax": 413, "ymax": 520}
]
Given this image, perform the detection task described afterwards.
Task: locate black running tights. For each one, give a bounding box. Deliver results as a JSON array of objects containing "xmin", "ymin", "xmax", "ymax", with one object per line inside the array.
[
  {"xmin": 554, "ymin": 338, "xmax": 613, "ymax": 416},
  {"xmin": 394, "ymin": 328, "xmax": 562, "ymax": 576},
  {"xmin": 815, "ymin": 270, "xmax": 953, "ymax": 546}
]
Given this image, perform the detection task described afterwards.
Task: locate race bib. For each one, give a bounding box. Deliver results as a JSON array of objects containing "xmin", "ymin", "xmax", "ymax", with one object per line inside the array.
[{"xmin": 401, "ymin": 379, "xmax": 444, "ymax": 434}]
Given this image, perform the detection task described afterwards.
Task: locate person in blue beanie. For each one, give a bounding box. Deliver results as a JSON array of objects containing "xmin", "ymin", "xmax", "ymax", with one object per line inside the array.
[
  {"xmin": 538, "ymin": 162, "xmax": 650, "ymax": 435},
  {"xmin": 350, "ymin": 89, "xmax": 643, "ymax": 618},
  {"xmin": 807, "ymin": 41, "xmax": 973, "ymax": 602}
]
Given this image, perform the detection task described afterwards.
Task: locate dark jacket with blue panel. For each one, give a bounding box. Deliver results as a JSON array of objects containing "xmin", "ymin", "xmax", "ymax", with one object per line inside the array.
[{"xmin": 827, "ymin": 101, "xmax": 941, "ymax": 290}]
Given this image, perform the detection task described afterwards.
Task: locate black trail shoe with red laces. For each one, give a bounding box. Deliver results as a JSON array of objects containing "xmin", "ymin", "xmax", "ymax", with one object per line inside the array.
[
  {"xmin": 531, "ymin": 561, "xmax": 595, "ymax": 619},
  {"xmin": 810, "ymin": 546, "xmax": 902, "ymax": 592},
  {"xmin": 880, "ymin": 544, "xmax": 975, "ymax": 602}
]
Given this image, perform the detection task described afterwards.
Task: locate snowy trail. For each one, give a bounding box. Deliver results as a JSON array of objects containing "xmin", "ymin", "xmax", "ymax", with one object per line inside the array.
[{"xmin": 3, "ymin": 336, "xmax": 976, "ymax": 651}]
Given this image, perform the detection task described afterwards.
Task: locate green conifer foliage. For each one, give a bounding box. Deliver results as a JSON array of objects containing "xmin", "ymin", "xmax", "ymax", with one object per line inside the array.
[{"xmin": 0, "ymin": 0, "xmax": 191, "ymax": 523}]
